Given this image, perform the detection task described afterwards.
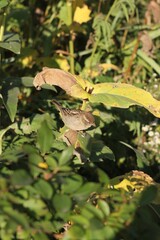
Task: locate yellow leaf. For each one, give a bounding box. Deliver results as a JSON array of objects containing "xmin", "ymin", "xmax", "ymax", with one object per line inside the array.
[
  {"xmin": 99, "ymin": 63, "xmax": 119, "ymax": 73},
  {"xmin": 69, "ymin": 75, "xmax": 95, "ymax": 99},
  {"xmin": 33, "ymin": 68, "xmax": 160, "ymax": 118},
  {"xmin": 89, "ymin": 83, "xmax": 160, "ymax": 118},
  {"xmin": 55, "ymin": 57, "xmax": 70, "ymax": 71},
  {"xmin": 75, "ymin": 76, "xmax": 94, "ymax": 91},
  {"xmin": 74, "ymin": 4, "xmax": 91, "ymax": 24},
  {"xmin": 20, "ymin": 48, "xmax": 37, "ymax": 67},
  {"xmin": 21, "ymin": 56, "xmax": 33, "ymax": 67},
  {"xmin": 92, "ymin": 109, "xmax": 101, "ymax": 117},
  {"xmin": 82, "ymin": 63, "xmax": 119, "ymax": 78},
  {"xmin": 82, "ymin": 68, "xmax": 100, "ymax": 78},
  {"xmin": 38, "ymin": 162, "xmax": 48, "ymax": 169},
  {"xmin": 70, "ymin": 84, "xmax": 90, "ymax": 99},
  {"xmin": 114, "ymin": 179, "xmax": 135, "ymax": 192}
]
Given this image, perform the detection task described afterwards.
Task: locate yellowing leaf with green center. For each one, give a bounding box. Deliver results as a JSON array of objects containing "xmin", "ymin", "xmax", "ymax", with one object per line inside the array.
[
  {"xmin": 89, "ymin": 83, "xmax": 160, "ymax": 118},
  {"xmin": 33, "ymin": 68, "xmax": 160, "ymax": 118},
  {"xmin": 74, "ymin": 4, "xmax": 91, "ymax": 24},
  {"xmin": 69, "ymin": 75, "xmax": 94, "ymax": 99}
]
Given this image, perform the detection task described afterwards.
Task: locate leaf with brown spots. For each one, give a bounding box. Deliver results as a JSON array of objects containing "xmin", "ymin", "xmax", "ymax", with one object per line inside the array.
[{"xmin": 33, "ymin": 68, "xmax": 160, "ymax": 118}]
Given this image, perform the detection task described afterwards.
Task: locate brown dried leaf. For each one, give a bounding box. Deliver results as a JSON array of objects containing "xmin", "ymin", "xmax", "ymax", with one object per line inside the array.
[
  {"xmin": 139, "ymin": 31, "xmax": 154, "ymax": 56},
  {"xmin": 63, "ymin": 129, "xmax": 88, "ymax": 162},
  {"xmin": 145, "ymin": 0, "xmax": 160, "ymax": 25},
  {"xmin": 33, "ymin": 67, "xmax": 90, "ymax": 99},
  {"xmin": 63, "ymin": 129, "xmax": 79, "ymax": 147},
  {"xmin": 33, "ymin": 67, "xmax": 76, "ymax": 93}
]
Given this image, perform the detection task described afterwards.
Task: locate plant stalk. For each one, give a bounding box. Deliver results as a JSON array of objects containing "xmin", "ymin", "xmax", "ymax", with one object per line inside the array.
[
  {"xmin": 67, "ymin": 1, "xmax": 75, "ymax": 74},
  {"xmin": 69, "ymin": 35, "xmax": 75, "ymax": 74},
  {"xmin": 0, "ymin": 12, "xmax": 6, "ymax": 42}
]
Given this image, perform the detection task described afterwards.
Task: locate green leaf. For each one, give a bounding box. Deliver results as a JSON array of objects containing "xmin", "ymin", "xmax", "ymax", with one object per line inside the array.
[
  {"xmin": 31, "ymin": 113, "xmax": 55, "ymax": 133},
  {"xmin": 59, "ymin": 3, "xmax": 72, "ymax": 26},
  {"xmin": 77, "ymin": 132, "xmax": 92, "ymax": 155},
  {"xmin": 61, "ymin": 174, "xmax": 83, "ymax": 194},
  {"xmin": 20, "ymin": 77, "xmax": 34, "ymax": 87},
  {"xmin": 70, "ymin": 215, "xmax": 90, "ymax": 228},
  {"xmin": 97, "ymin": 168, "xmax": 109, "ymax": 184},
  {"xmin": 140, "ymin": 185, "xmax": 158, "ymax": 206},
  {"xmin": 34, "ymin": 220, "xmax": 55, "ymax": 233},
  {"xmin": 137, "ymin": 50, "xmax": 160, "ymax": 75},
  {"xmin": 23, "ymin": 144, "xmax": 38, "ymax": 154},
  {"xmin": 2, "ymin": 87, "xmax": 20, "ymax": 122},
  {"xmin": 89, "ymin": 218, "xmax": 104, "ymax": 231},
  {"xmin": 90, "ymin": 91, "xmax": 137, "ymax": 108},
  {"xmin": 28, "ymin": 152, "xmax": 44, "ymax": 177},
  {"xmin": 64, "ymin": 225, "xmax": 85, "ymax": 239},
  {"xmin": 3, "ymin": 207, "xmax": 30, "ymax": 229},
  {"xmin": 34, "ymin": 179, "xmax": 54, "ymax": 199},
  {"xmin": 0, "ymin": 33, "xmax": 21, "ymax": 54},
  {"xmin": 90, "ymin": 140, "xmax": 115, "ymax": 162},
  {"xmin": 0, "ymin": 123, "xmax": 16, "ymax": 154},
  {"xmin": 16, "ymin": 229, "xmax": 30, "ymax": 239},
  {"xmin": 52, "ymin": 194, "xmax": 72, "ymax": 213},
  {"xmin": 45, "ymin": 155, "xmax": 58, "ymax": 169},
  {"xmin": 103, "ymin": 226, "xmax": 116, "ymax": 239},
  {"xmin": 41, "ymin": 83, "xmax": 57, "ymax": 91},
  {"xmin": 98, "ymin": 199, "xmax": 110, "ymax": 218},
  {"xmin": 11, "ymin": 169, "xmax": 33, "ymax": 186},
  {"xmin": 37, "ymin": 120, "xmax": 54, "ymax": 154},
  {"xmin": 20, "ymin": 77, "xmax": 56, "ymax": 91},
  {"xmin": 31, "ymin": 114, "xmax": 47, "ymax": 132},
  {"xmin": 120, "ymin": 141, "xmax": 149, "ymax": 168},
  {"xmin": 23, "ymin": 198, "xmax": 47, "ymax": 217},
  {"xmin": 73, "ymin": 183, "xmax": 100, "ymax": 202},
  {"xmin": 0, "ymin": 0, "xmax": 9, "ymax": 9},
  {"xmin": 83, "ymin": 203, "xmax": 104, "ymax": 220},
  {"xmin": 32, "ymin": 232, "xmax": 49, "ymax": 240},
  {"xmin": 58, "ymin": 146, "xmax": 73, "ymax": 166}
]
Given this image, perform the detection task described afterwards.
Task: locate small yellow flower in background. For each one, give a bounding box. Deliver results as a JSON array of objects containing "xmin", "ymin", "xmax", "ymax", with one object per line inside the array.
[{"xmin": 74, "ymin": 4, "xmax": 91, "ymax": 24}]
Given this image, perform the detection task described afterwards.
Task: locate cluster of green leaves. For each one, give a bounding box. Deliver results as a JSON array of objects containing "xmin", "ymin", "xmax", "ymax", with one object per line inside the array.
[
  {"xmin": 0, "ymin": 0, "xmax": 160, "ymax": 239},
  {"xmin": 0, "ymin": 113, "xmax": 159, "ymax": 239}
]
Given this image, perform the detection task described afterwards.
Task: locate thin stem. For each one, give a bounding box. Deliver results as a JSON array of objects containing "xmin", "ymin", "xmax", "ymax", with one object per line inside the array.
[
  {"xmin": 98, "ymin": 0, "xmax": 102, "ymax": 13},
  {"xmin": 89, "ymin": 37, "xmax": 99, "ymax": 68},
  {"xmin": 0, "ymin": 11, "xmax": 6, "ymax": 66},
  {"xmin": 105, "ymin": 0, "xmax": 117, "ymax": 22},
  {"xmin": 0, "ymin": 12, "xmax": 6, "ymax": 41},
  {"xmin": 69, "ymin": 37, "xmax": 75, "ymax": 74},
  {"xmin": 148, "ymin": 204, "xmax": 160, "ymax": 220},
  {"xmin": 67, "ymin": 1, "xmax": 75, "ymax": 74}
]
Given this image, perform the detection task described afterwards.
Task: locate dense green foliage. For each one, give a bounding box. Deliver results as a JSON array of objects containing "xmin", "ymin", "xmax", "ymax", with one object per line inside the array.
[{"xmin": 0, "ymin": 0, "xmax": 160, "ymax": 239}]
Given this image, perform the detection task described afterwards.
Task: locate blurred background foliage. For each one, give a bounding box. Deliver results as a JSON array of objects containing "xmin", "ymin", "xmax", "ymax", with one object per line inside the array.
[{"xmin": 0, "ymin": 0, "xmax": 160, "ymax": 239}]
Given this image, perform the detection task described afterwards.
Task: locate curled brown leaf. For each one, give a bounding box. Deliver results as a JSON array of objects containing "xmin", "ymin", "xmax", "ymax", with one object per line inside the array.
[
  {"xmin": 33, "ymin": 67, "xmax": 77, "ymax": 94},
  {"xmin": 33, "ymin": 67, "xmax": 90, "ymax": 99},
  {"xmin": 145, "ymin": 0, "xmax": 160, "ymax": 25},
  {"xmin": 139, "ymin": 31, "xmax": 154, "ymax": 56}
]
